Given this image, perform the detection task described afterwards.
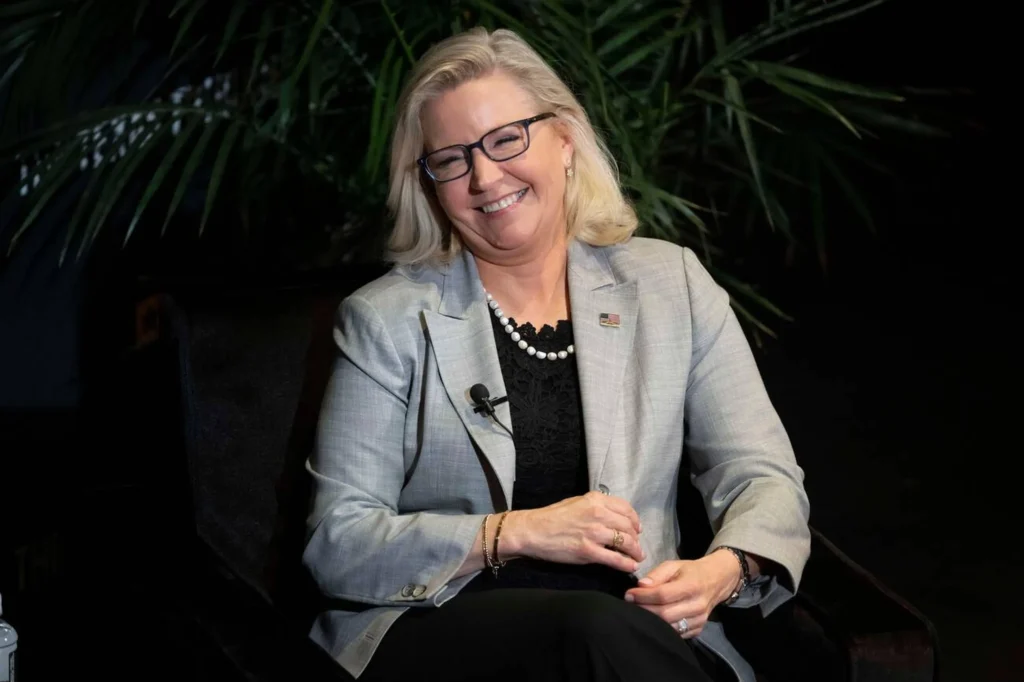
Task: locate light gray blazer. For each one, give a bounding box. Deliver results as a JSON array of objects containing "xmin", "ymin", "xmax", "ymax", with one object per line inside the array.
[{"xmin": 303, "ymin": 237, "xmax": 811, "ymax": 680}]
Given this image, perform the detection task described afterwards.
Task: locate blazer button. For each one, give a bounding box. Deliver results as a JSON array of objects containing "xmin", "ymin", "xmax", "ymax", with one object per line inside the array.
[
  {"xmin": 412, "ymin": 585, "xmax": 427, "ymax": 598},
  {"xmin": 597, "ymin": 484, "xmax": 610, "ymax": 495},
  {"xmin": 401, "ymin": 584, "xmax": 416, "ymax": 598}
]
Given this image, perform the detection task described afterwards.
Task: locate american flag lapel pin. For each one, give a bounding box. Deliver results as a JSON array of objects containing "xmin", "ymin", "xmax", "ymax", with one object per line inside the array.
[{"xmin": 599, "ymin": 312, "xmax": 621, "ymax": 328}]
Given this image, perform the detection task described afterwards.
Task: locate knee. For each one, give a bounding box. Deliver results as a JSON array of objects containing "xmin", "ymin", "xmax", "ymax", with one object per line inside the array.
[{"xmin": 550, "ymin": 591, "xmax": 639, "ymax": 644}]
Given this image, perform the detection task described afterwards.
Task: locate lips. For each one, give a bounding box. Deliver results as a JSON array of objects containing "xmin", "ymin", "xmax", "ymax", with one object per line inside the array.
[{"xmin": 476, "ymin": 188, "xmax": 528, "ymax": 214}]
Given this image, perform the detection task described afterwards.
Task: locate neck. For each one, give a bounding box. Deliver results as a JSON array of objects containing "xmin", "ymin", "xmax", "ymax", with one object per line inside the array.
[{"xmin": 474, "ymin": 235, "xmax": 570, "ymax": 321}]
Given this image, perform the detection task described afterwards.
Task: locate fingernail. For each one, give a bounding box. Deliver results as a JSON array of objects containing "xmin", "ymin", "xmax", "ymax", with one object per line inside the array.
[
  {"xmin": 624, "ymin": 593, "xmax": 635, "ymax": 602},
  {"xmin": 639, "ymin": 522, "xmax": 643, "ymax": 533},
  {"xmin": 638, "ymin": 578, "xmax": 653, "ymax": 586}
]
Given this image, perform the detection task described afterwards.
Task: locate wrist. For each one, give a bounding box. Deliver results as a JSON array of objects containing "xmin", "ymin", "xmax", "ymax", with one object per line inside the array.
[
  {"xmin": 705, "ymin": 548, "xmax": 744, "ymax": 604},
  {"xmin": 496, "ymin": 510, "xmax": 531, "ymax": 559}
]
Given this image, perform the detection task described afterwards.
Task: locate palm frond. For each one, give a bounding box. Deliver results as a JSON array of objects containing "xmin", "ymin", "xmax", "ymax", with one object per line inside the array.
[{"xmin": 0, "ymin": 0, "xmax": 953, "ymax": 334}]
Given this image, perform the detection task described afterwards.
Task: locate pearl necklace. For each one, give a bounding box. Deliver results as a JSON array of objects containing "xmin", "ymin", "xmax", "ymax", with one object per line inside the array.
[{"xmin": 485, "ymin": 290, "xmax": 575, "ymax": 361}]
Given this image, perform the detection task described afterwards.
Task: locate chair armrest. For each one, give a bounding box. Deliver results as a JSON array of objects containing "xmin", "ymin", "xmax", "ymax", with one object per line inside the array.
[
  {"xmin": 173, "ymin": 536, "xmax": 354, "ymax": 682},
  {"xmin": 720, "ymin": 527, "xmax": 939, "ymax": 682}
]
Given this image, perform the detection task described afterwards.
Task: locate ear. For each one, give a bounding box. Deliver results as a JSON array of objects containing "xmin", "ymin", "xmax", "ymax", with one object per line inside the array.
[{"xmin": 557, "ymin": 127, "xmax": 574, "ymax": 168}]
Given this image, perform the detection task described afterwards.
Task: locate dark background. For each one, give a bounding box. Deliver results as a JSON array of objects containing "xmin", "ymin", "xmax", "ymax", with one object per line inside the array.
[{"xmin": 0, "ymin": 2, "xmax": 1014, "ymax": 681}]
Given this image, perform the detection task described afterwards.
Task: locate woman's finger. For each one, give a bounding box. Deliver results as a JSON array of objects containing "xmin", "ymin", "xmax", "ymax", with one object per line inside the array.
[
  {"xmin": 600, "ymin": 495, "xmax": 642, "ymax": 532},
  {"xmin": 637, "ymin": 603, "xmax": 709, "ymax": 639},
  {"xmin": 588, "ymin": 544, "xmax": 640, "ymax": 574},
  {"xmin": 597, "ymin": 523, "xmax": 644, "ymax": 563},
  {"xmin": 592, "ymin": 512, "xmax": 643, "ymax": 560}
]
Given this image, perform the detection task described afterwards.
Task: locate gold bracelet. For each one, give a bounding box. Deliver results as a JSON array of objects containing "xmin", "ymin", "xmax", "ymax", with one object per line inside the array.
[
  {"xmin": 481, "ymin": 514, "xmax": 494, "ymax": 571},
  {"xmin": 491, "ymin": 511, "xmax": 510, "ymax": 577}
]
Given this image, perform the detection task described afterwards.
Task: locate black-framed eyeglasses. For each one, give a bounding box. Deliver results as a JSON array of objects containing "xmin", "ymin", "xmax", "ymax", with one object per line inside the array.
[{"xmin": 418, "ymin": 112, "xmax": 557, "ymax": 183}]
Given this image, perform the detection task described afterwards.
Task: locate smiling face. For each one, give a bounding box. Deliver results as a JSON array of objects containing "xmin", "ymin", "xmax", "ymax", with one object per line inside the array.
[{"xmin": 420, "ymin": 71, "xmax": 573, "ymax": 265}]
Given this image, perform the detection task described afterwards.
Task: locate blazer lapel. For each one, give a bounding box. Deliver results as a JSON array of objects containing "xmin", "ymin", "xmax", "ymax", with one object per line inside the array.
[
  {"xmin": 422, "ymin": 250, "xmax": 516, "ymax": 509},
  {"xmin": 568, "ymin": 240, "xmax": 638, "ymax": 490}
]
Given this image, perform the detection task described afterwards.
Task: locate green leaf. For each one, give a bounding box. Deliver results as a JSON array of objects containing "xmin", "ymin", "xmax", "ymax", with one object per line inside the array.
[
  {"xmin": 170, "ymin": 0, "xmax": 206, "ymax": 57},
  {"xmin": 61, "ymin": 158, "xmax": 111, "ymax": 265},
  {"xmin": 169, "ymin": 0, "xmax": 192, "ymax": 18},
  {"xmin": 712, "ymin": 269, "xmax": 793, "ymax": 322},
  {"xmin": 0, "ymin": 104, "xmax": 203, "ymax": 162},
  {"xmin": 81, "ymin": 124, "xmax": 169, "ymax": 252},
  {"xmin": 215, "ymin": 0, "xmax": 246, "ymax": 67},
  {"xmin": 247, "ymin": 6, "xmax": 274, "ymax": 91},
  {"xmin": 133, "ymin": 0, "xmax": 151, "ymax": 31},
  {"xmin": 727, "ymin": 296, "xmax": 780, "ymax": 340},
  {"xmin": 734, "ymin": 0, "xmax": 890, "ymax": 62},
  {"xmin": 689, "ymin": 89, "xmax": 783, "ymax": 133},
  {"xmin": 122, "ymin": 115, "xmax": 202, "ymax": 245},
  {"xmin": 744, "ymin": 61, "xmax": 904, "ymax": 101},
  {"xmin": 596, "ymin": 9, "xmax": 683, "ymax": 57},
  {"xmin": 161, "ymin": 118, "xmax": 221, "ymax": 235},
  {"xmin": 0, "ymin": 53, "xmax": 25, "ymax": 92},
  {"xmin": 200, "ymin": 121, "xmax": 242, "ymax": 235},
  {"xmin": 142, "ymin": 35, "xmax": 209, "ymax": 101},
  {"xmin": 607, "ymin": 28, "xmax": 691, "ymax": 77},
  {"xmin": 0, "ymin": 0, "xmax": 64, "ymax": 21},
  {"xmin": 839, "ymin": 103, "xmax": 950, "ymax": 137},
  {"xmin": 367, "ymin": 46, "xmax": 404, "ymax": 182},
  {"xmin": 816, "ymin": 145, "xmax": 876, "ymax": 235},
  {"xmin": 593, "ymin": 0, "xmax": 649, "ymax": 31},
  {"xmin": 381, "ymin": 0, "xmax": 415, "ymax": 66},
  {"xmin": 0, "ymin": 16, "xmax": 46, "ymax": 59},
  {"xmin": 6, "ymin": 142, "xmax": 80, "ymax": 256},
  {"xmin": 758, "ymin": 74, "xmax": 861, "ymax": 137},
  {"xmin": 726, "ymin": 73, "xmax": 775, "ymax": 229},
  {"xmin": 289, "ymin": 0, "xmax": 333, "ymax": 86}
]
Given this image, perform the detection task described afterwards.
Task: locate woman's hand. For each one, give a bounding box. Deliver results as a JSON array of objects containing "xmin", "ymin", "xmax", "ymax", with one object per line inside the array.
[
  {"xmin": 501, "ymin": 492, "xmax": 644, "ymax": 573},
  {"xmin": 623, "ymin": 551, "xmax": 743, "ymax": 638}
]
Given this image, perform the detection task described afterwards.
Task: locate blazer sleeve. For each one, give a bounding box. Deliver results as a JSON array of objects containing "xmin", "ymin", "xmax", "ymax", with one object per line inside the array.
[
  {"xmin": 680, "ymin": 248, "xmax": 812, "ymax": 616},
  {"xmin": 302, "ymin": 294, "xmax": 484, "ymax": 608}
]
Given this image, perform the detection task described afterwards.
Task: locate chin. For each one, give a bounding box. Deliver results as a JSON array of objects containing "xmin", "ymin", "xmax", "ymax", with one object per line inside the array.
[{"xmin": 479, "ymin": 222, "xmax": 542, "ymax": 253}]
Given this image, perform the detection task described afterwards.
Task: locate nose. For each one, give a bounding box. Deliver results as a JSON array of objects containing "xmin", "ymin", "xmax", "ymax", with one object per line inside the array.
[{"xmin": 468, "ymin": 147, "xmax": 503, "ymax": 190}]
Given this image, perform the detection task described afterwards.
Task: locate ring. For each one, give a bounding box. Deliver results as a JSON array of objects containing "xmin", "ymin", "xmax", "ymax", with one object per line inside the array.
[
  {"xmin": 611, "ymin": 529, "xmax": 624, "ymax": 549},
  {"xmin": 675, "ymin": 618, "xmax": 689, "ymax": 635}
]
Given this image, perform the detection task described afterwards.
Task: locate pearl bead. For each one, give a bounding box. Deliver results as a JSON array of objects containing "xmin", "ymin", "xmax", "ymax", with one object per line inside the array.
[{"xmin": 483, "ymin": 289, "xmax": 572, "ymax": 361}]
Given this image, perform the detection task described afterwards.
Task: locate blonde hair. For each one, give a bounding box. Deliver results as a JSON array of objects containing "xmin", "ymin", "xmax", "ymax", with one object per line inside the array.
[{"xmin": 385, "ymin": 27, "xmax": 637, "ymax": 265}]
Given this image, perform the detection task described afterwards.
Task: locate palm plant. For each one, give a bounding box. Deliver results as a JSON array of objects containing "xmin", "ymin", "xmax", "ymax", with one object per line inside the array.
[{"xmin": 0, "ymin": 0, "xmax": 945, "ymax": 336}]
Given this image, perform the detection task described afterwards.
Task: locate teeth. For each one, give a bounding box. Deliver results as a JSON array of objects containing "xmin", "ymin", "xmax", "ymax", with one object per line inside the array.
[{"xmin": 482, "ymin": 189, "xmax": 524, "ymax": 214}]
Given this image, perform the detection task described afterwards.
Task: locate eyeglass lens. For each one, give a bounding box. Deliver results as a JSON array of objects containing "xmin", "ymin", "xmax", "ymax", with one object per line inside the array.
[{"xmin": 424, "ymin": 122, "xmax": 529, "ymax": 182}]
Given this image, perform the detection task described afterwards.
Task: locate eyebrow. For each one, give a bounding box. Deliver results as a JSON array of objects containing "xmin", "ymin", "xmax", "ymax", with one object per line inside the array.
[{"xmin": 426, "ymin": 116, "xmax": 534, "ymax": 152}]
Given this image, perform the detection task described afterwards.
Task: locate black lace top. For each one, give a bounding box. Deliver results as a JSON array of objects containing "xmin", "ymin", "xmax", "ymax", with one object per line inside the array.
[{"xmin": 462, "ymin": 312, "xmax": 637, "ymax": 597}]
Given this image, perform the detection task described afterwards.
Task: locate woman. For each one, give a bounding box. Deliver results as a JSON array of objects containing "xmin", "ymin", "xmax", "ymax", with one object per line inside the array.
[{"xmin": 303, "ymin": 27, "xmax": 811, "ymax": 682}]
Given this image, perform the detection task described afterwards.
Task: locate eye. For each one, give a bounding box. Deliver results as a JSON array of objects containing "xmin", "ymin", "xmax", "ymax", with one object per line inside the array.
[
  {"xmin": 492, "ymin": 134, "xmax": 521, "ymax": 147},
  {"xmin": 433, "ymin": 153, "xmax": 463, "ymax": 169}
]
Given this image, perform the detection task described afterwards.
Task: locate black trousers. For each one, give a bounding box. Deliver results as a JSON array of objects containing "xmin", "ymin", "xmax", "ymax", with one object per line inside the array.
[{"xmin": 360, "ymin": 589, "xmax": 726, "ymax": 682}]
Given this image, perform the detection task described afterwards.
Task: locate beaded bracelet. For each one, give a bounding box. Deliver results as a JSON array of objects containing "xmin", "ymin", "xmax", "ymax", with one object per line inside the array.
[
  {"xmin": 481, "ymin": 514, "xmax": 494, "ymax": 571},
  {"xmin": 491, "ymin": 511, "xmax": 510, "ymax": 577},
  {"xmin": 716, "ymin": 546, "xmax": 751, "ymax": 605}
]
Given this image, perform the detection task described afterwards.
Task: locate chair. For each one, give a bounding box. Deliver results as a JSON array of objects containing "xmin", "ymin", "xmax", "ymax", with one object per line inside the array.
[{"xmin": 138, "ymin": 275, "xmax": 940, "ymax": 682}]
